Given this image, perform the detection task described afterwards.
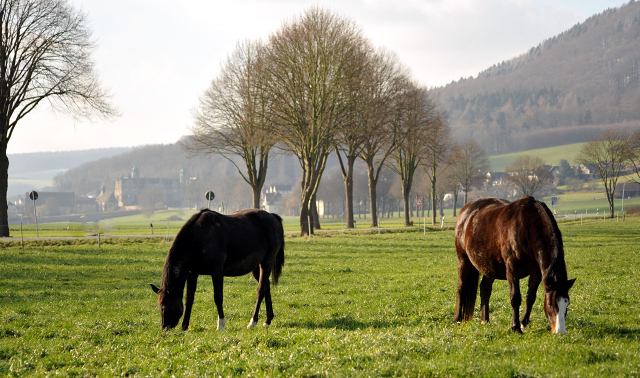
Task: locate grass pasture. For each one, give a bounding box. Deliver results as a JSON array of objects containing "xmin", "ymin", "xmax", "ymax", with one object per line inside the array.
[{"xmin": 1, "ymin": 221, "xmax": 640, "ymax": 376}]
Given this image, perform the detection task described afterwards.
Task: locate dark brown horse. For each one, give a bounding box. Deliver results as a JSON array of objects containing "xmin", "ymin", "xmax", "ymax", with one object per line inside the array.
[
  {"xmin": 150, "ymin": 208, "xmax": 285, "ymax": 331},
  {"xmin": 454, "ymin": 196, "xmax": 575, "ymax": 334}
]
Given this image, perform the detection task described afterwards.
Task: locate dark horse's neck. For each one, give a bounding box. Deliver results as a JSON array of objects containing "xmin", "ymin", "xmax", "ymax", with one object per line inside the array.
[
  {"xmin": 160, "ymin": 212, "xmax": 204, "ymax": 298},
  {"xmin": 537, "ymin": 201, "xmax": 568, "ymax": 290}
]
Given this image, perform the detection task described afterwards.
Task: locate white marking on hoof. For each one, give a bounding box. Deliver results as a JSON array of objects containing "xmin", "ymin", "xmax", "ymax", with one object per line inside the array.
[
  {"xmin": 217, "ymin": 317, "xmax": 226, "ymax": 331},
  {"xmin": 247, "ymin": 319, "xmax": 257, "ymax": 329}
]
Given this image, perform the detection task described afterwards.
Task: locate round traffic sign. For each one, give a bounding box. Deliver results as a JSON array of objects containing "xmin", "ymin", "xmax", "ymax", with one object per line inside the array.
[
  {"xmin": 205, "ymin": 191, "xmax": 215, "ymax": 201},
  {"xmin": 29, "ymin": 190, "xmax": 38, "ymax": 201}
]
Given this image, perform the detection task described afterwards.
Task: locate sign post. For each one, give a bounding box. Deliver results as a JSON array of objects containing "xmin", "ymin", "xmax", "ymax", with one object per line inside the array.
[
  {"xmin": 29, "ymin": 191, "xmax": 39, "ymax": 237},
  {"xmin": 205, "ymin": 191, "xmax": 215, "ymax": 209}
]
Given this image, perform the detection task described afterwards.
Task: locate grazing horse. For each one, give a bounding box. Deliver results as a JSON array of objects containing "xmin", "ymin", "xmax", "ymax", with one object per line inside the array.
[
  {"xmin": 454, "ymin": 196, "xmax": 576, "ymax": 334},
  {"xmin": 150, "ymin": 208, "xmax": 285, "ymax": 331}
]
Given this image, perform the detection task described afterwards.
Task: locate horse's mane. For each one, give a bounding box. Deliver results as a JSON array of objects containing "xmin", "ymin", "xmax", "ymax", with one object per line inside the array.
[
  {"xmin": 160, "ymin": 209, "xmax": 214, "ymax": 295},
  {"xmin": 534, "ymin": 199, "xmax": 569, "ymax": 290}
]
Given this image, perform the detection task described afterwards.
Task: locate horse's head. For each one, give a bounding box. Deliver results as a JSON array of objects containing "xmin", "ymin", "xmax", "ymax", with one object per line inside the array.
[
  {"xmin": 543, "ymin": 278, "xmax": 576, "ymax": 334},
  {"xmin": 150, "ymin": 284, "xmax": 183, "ymax": 330}
]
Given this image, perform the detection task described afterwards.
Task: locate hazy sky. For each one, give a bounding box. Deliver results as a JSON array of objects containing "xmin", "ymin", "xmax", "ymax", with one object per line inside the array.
[{"xmin": 9, "ymin": 0, "xmax": 626, "ymax": 154}]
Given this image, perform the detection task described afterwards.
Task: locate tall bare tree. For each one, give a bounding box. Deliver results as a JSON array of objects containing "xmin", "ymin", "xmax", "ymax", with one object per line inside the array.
[
  {"xmin": 0, "ymin": 0, "xmax": 117, "ymax": 236},
  {"xmin": 186, "ymin": 40, "xmax": 273, "ymax": 209},
  {"xmin": 264, "ymin": 7, "xmax": 367, "ymax": 236},
  {"xmin": 333, "ymin": 42, "xmax": 373, "ymax": 229},
  {"xmin": 357, "ymin": 49, "xmax": 410, "ymax": 227},
  {"xmin": 504, "ymin": 155, "xmax": 553, "ymax": 198},
  {"xmin": 389, "ymin": 83, "xmax": 440, "ymax": 226},
  {"xmin": 451, "ymin": 140, "xmax": 490, "ymax": 206},
  {"xmin": 576, "ymin": 130, "xmax": 635, "ymax": 218},
  {"xmin": 422, "ymin": 107, "xmax": 452, "ymax": 225}
]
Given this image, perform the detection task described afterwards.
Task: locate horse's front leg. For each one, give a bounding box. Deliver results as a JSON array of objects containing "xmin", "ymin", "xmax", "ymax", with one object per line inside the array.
[
  {"xmin": 182, "ymin": 272, "xmax": 198, "ymax": 330},
  {"xmin": 521, "ymin": 272, "xmax": 541, "ymax": 329},
  {"xmin": 248, "ymin": 266, "xmax": 271, "ymax": 328},
  {"xmin": 212, "ymin": 271, "xmax": 225, "ymax": 330},
  {"xmin": 506, "ymin": 260, "xmax": 523, "ymax": 333},
  {"xmin": 480, "ymin": 275, "xmax": 494, "ymax": 324}
]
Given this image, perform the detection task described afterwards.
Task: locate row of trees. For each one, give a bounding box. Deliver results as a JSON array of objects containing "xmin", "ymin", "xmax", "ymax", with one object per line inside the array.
[{"xmin": 185, "ymin": 7, "xmax": 490, "ymax": 236}]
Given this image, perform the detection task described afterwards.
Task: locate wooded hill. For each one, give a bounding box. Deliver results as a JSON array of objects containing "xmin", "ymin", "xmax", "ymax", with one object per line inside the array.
[
  {"xmin": 53, "ymin": 142, "xmax": 302, "ymax": 209},
  {"xmin": 433, "ymin": 0, "xmax": 640, "ymax": 154}
]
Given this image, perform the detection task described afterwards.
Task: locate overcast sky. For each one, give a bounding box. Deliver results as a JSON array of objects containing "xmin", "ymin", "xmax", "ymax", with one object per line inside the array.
[{"xmin": 8, "ymin": 0, "xmax": 626, "ymax": 154}]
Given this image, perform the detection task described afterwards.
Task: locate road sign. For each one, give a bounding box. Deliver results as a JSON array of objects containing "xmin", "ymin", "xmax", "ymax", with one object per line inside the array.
[
  {"xmin": 205, "ymin": 191, "xmax": 215, "ymax": 201},
  {"xmin": 415, "ymin": 197, "xmax": 423, "ymax": 206},
  {"xmin": 29, "ymin": 190, "xmax": 38, "ymax": 201}
]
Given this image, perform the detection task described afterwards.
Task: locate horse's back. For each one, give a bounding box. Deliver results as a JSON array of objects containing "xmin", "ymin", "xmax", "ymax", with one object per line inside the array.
[
  {"xmin": 456, "ymin": 196, "xmax": 556, "ymax": 280},
  {"xmin": 216, "ymin": 209, "xmax": 284, "ymax": 275}
]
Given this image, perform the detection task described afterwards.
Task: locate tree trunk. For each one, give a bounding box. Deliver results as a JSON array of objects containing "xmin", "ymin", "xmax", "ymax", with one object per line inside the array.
[
  {"xmin": 463, "ymin": 189, "xmax": 469, "ymax": 206},
  {"xmin": 452, "ymin": 187, "xmax": 458, "ymax": 217},
  {"xmin": 368, "ymin": 166, "xmax": 378, "ymax": 227},
  {"xmin": 606, "ymin": 185, "xmax": 615, "ymax": 218},
  {"xmin": 299, "ymin": 185, "xmax": 313, "ymax": 236},
  {"xmin": 402, "ymin": 181, "xmax": 411, "ymax": 226},
  {"xmin": 431, "ymin": 178, "xmax": 437, "ymax": 225},
  {"xmin": 339, "ymin": 153, "xmax": 355, "ymax": 228},
  {"xmin": 311, "ymin": 193, "xmax": 321, "ymax": 229},
  {"xmin": 0, "ymin": 136, "xmax": 9, "ymax": 237},
  {"xmin": 252, "ymin": 185, "xmax": 261, "ymax": 209}
]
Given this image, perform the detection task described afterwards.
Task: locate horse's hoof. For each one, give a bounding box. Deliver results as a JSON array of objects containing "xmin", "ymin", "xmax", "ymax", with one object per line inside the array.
[
  {"xmin": 512, "ymin": 326, "xmax": 523, "ymax": 334},
  {"xmin": 217, "ymin": 317, "xmax": 226, "ymax": 331},
  {"xmin": 263, "ymin": 322, "xmax": 270, "ymax": 327},
  {"xmin": 247, "ymin": 319, "xmax": 257, "ymax": 329}
]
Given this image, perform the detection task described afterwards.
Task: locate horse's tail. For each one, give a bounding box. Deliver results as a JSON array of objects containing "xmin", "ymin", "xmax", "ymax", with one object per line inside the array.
[
  {"xmin": 455, "ymin": 265, "xmax": 479, "ymax": 322},
  {"xmin": 271, "ymin": 213, "xmax": 285, "ymax": 286}
]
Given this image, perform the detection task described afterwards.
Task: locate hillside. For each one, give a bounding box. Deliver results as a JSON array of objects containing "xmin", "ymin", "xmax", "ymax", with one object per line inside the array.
[
  {"xmin": 51, "ymin": 142, "xmax": 303, "ymax": 209},
  {"xmin": 433, "ymin": 0, "xmax": 640, "ymax": 154},
  {"xmin": 7, "ymin": 147, "xmax": 133, "ymax": 197}
]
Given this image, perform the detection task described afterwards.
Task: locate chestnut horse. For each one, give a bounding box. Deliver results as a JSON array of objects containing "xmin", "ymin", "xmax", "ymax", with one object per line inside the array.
[
  {"xmin": 454, "ymin": 196, "xmax": 575, "ymax": 334},
  {"xmin": 150, "ymin": 208, "xmax": 285, "ymax": 331}
]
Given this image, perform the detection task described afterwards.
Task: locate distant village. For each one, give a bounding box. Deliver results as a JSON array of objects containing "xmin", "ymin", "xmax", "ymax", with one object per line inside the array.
[{"xmin": 6, "ymin": 162, "xmax": 640, "ymax": 225}]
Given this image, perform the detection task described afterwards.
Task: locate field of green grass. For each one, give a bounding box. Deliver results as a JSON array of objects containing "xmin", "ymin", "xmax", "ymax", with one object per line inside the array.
[
  {"xmin": 1, "ymin": 219, "xmax": 639, "ymax": 376},
  {"xmin": 488, "ymin": 142, "xmax": 585, "ymax": 172}
]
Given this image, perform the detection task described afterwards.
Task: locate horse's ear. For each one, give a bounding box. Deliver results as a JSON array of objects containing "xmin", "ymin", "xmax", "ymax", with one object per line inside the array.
[
  {"xmin": 566, "ymin": 278, "xmax": 576, "ymax": 290},
  {"xmin": 150, "ymin": 284, "xmax": 160, "ymax": 294}
]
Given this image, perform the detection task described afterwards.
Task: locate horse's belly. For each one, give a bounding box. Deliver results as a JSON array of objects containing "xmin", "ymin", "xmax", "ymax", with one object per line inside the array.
[
  {"xmin": 467, "ymin": 250, "xmax": 507, "ymax": 280},
  {"xmin": 223, "ymin": 254, "xmax": 264, "ymax": 276}
]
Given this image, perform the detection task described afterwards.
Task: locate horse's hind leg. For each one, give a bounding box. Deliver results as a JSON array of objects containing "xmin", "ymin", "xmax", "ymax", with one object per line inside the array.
[
  {"xmin": 480, "ymin": 275, "xmax": 494, "ymax": 324},
  {"xmin": 454, "ymin": 254, "xmax": 480, "ymax": 322},
  {"xmin": 182, "ymin": 272, "xmax": 198, "ymax": 330},
  {"xmin": 520, "ymin": 272, "xmax": 541, "ymax": 329},
  {"xmin": 506, "ymin": 260, "xmax": 523, "ymax": 333},
  {"xmin": 248, "ymin": 266, "xmax": 271, "ymax": 328}
]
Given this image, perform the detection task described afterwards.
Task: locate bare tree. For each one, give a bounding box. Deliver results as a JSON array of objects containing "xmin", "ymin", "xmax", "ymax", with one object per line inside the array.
[
  {"xmin": 576, "ymin": 130, "xmax": 635, "ymax": 218},
  {"xmin": 333, "ymin": 43, "xmax": 373, "ymax": 229},
  {"xmin": 451, "ymin": 140, "xmax": 490, "ymax": 206},
  {"xmin": 627, "ymin": 129, "xmax": 640, "ymax": 184},
  {"xmin": 264, "ymin": 7, "xmax": 367, "ymax": 236},
  {"xmin": 389, "ymin": 83, "xmax": 440, "ymax": 226},
  {"xmin": 0, "ymin": 0, "xmax": 117, "ymax": 236},
  {"xmin": 357, "ymin": 49, "xmax": 410, "ymax": 227},
  {"xmin": 504, "ymin": 155, "xmax": 553, "ymax": 198},
  {"xmin": 186, "ymin": 40, "xmax": 273, "ymax": 209},
  {"xmin": 422, "ymin": 107, "xmax": 452, "ymax": 225}
]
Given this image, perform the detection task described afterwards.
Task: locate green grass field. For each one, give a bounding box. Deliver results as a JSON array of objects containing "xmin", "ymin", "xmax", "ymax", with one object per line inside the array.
[
  {"xmin": 1, "ymin": 219, "xmax": 639, "ymax": 376},
  {"xmin": 488, "ymin": 142, "xmax": 585, "ymax": 171}
]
